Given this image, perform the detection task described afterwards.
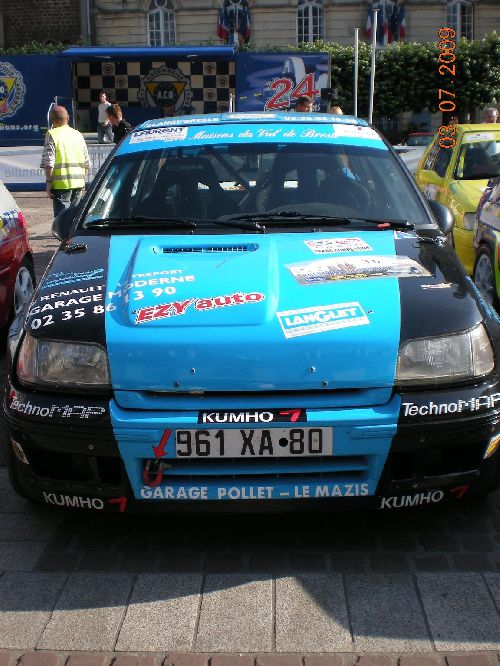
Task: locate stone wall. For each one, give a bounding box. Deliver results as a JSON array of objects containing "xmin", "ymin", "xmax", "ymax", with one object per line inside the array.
[{"xmin": 3, "ymin": 0, "xmax": 81, "ymax": 46}]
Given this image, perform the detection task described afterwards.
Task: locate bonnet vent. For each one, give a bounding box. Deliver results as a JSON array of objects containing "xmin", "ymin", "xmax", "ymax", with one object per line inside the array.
[{"xmin": 162, "ymin": 243, "xmax": 258, "ymax": 254}]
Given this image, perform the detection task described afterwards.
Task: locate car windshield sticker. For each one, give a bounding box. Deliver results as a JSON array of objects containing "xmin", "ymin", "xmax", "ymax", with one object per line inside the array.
[
  {"xmin": 129, "ymin": 126, "xmax": 189, "ymax": 144},
  {"xmin": 332, "ymin": 125, "xmax": 380, "ymax": 140},
  {"xmin": 463, "ymin": 132, "xmax": 496, "ymax": 143},
  {"xmin": 288, "ymin": 255, "xmax": 430, "ymax": 285},
  {"xmin": 277, "ymin": 302, "xmax": 370, "ymax": 339},
  {"xmin": 304, "ymin": 237, "xmax": 372, "ymax": 254}
]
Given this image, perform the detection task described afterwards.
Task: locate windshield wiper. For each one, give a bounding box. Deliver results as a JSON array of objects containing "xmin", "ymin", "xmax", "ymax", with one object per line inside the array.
[
  {"xmin": 226, "ymin": 212, "xmax": 415, "ymax": 230},
  {"xmin": 85, "ymin": 216, "xmax": 197, "ymax": 229},
  {"xmin": 85, "ymin": 216, "xmax": 265, "ymax": 232},
  {"xmin": 349, "ymin": 217, "xmax": 415, "ymax": 230},
  {"xmin": 227, "ymin": 212, "xmax": 350, "ymax": 225}
]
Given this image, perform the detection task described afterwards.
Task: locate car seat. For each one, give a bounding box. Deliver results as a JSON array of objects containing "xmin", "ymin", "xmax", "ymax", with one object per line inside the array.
[{"xmin": 140, "ymin": 157, "xmax": 238, "ymax": 219}]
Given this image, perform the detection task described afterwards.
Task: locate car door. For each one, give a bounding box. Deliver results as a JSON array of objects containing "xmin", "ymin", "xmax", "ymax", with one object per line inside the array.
[{"xmin": 0, "ymin": 182, "xmax": 22, "ymax": 326}]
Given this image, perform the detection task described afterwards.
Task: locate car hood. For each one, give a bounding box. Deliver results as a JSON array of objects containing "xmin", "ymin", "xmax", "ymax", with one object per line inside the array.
[{"xmin": 26, "ymin": 230, "xmax": 482, "ymax": 393}]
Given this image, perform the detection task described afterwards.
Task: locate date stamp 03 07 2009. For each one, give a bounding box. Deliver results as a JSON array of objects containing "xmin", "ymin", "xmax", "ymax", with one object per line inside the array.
[{"xmin": 437, "ymin": 27, "xmax": 459, "ymax": 149}]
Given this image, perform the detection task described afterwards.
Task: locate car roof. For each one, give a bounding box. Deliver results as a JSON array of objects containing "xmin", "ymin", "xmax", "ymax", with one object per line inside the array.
[
  {"xmin": 454, "ymin": 123, "xmax": 500, "ymax": 132},
  {"xmin": 134, "ymin": 112, "xmax": 369, "ymax": 133}
]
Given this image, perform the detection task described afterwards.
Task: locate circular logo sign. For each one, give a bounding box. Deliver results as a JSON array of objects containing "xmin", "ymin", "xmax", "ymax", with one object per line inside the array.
[
  {"xmin": 139, "ymin": 66, "xmax": 193, "ymax": 115},
  {"xmin": 0, "ymin": 62, "xmax": 25, "ymax": 120}
]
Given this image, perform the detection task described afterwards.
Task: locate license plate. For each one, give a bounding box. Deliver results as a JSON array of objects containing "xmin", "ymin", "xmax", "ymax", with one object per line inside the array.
[{"xmin": 175, "ymin": 427, "xmax": 333, "ymax": 458}]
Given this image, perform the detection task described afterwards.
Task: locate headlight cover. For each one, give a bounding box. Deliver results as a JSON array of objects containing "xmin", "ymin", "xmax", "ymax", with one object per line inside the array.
[
  {"xmin": 16, "ymin": 335, "xmax": 110, "ymax": 391},
  {"xmin": 396, "ymin": 323, "xmax": 494, "ymax": 386}
]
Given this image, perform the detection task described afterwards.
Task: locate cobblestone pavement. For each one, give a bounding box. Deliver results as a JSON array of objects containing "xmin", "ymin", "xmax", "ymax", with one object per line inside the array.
[{"xmin": 1, "ymin": 194, "xmax": 500, "ymax": 661}]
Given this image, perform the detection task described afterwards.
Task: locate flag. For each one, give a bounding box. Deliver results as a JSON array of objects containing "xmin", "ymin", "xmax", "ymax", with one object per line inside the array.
[
  {"xmin": 240, "ymin": 4, "xmax": 251, "ymax": 43},
  {"xmin": 398, "ymin": 5, "xmax": 406, "ymax": 40},
  {"xmin": 219, "ymin": 0, "xmax": 251, "ymax": 45},
  {"xmin": 379, "ymin": 1, "xmax": 388, "ymax": 46},
  {"xmin": 388, "ymin": 1, "xmax": 398, "ymax": 43},
  {"xmin": 388, "ymin": 3, "xmax": 406, "ymax": 42},
  {"xmin": 217, "ymin": 4, "xmax": 229, "ymax": 40},
  {"xmin": 364, "ymin": 3, "xmax": 373, "ymax": 40},
  {"xmin": 365, "ymin": 2, "xmax": 387, "ymax": 46}
]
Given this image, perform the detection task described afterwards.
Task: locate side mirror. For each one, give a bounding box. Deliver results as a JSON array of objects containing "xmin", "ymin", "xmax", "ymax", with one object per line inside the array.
[
  {"xmin": 52, "ymin": 206, "xmax": 78, "ymax": 241},
  {"xmin": 427, "ymin": 199, "xmax": 455, "ymax": 237}
]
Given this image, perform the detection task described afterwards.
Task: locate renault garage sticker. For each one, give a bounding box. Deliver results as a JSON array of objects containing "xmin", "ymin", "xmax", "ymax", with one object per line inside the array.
[
  {"xmin": 129, "ymin": 126, "xmax": 188, "ymax": 144},
  {"xmin": 277, "ymin": 302, "xmax": 370, "ymax": 339},
  {"xmin": 288, "ymin": 255, "xmax": 430, "ymax": 285},
  {"xmin": 304, "ymin": 237, "xmax": 372, "ymax": 254}
]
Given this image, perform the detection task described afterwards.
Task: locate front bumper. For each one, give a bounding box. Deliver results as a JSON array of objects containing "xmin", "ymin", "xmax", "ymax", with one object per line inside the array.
[{"xmin": 4, "ymin": 382, "xmax": 500, "ymax": 513}]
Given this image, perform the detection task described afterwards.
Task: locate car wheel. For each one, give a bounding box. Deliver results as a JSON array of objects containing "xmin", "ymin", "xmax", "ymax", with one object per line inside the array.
[
  {"xmin": 473, "ymin": 246, "xmax": 498, "ymax": 309},
  {"xmin": 11, "ymin": 257, "xmax": 35, "ymax": 319}
]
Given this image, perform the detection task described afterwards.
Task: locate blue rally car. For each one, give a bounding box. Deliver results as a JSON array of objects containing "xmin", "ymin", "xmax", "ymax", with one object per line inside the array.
[{"xmin": 4, "ymin": 113, "xmax": 500, "ymax": 512}]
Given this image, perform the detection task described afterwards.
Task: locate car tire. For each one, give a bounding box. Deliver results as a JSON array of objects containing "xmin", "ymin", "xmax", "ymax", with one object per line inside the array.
[
  {"xmin": 473, "ymin": 245, "xmax": 498, "ymax": 310},
  {"xmin": 11, "ymin": 256, "xmax": 35, "ymax": 321}
]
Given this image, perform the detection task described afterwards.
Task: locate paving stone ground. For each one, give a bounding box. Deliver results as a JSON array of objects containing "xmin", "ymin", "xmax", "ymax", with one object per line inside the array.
[{"xmin": 1, "ymin": 193, "xmax": 500, "ymax": 661}]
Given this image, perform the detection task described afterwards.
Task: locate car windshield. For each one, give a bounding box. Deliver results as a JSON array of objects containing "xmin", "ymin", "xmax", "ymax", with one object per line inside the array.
[
  {"xmin": 84, "ymin": 139, "xmax": 431, "ymax": 229},
  {"xmin": 455, "ymin": 133, "xmax": 500, "ymax": 181},
  {"xmin": 406, "ymin": 134, "xmax": 432, "ymax": 146}
]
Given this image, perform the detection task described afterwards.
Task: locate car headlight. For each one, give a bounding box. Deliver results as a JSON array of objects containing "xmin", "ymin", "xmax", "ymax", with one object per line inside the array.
[
  {"xmin": 463, "ymin": 213, "xmax": 476, "ymax": 231},
  {"xmin": 16, "ymin": 335, "xmax": 110, "ymax": 391},
  {"xmin": 396, "ymin": 323, "xmax": 494, "ymax": 386}
]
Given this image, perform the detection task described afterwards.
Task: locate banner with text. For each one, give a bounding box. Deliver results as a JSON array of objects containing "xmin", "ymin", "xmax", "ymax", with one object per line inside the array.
[{"xmin": 236, "ymin": 53, "xmax": 330, "ymax": 113}]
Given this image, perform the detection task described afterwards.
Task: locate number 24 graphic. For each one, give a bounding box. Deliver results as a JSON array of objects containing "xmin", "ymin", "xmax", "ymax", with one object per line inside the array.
[{"xmin": 265, "ymin": 74, "xmax": 319, "ymax": 110}]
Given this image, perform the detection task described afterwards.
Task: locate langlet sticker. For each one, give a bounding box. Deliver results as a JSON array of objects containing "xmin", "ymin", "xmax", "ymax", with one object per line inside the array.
[
  {"xmin": 277, "ymin": 302, "xmax": 370, "ymax": 339},
  {"xmin": 304, "ymin": 237, "xmax": 372, "ymax": 254},
  {"xmin": 288, "ymin": 255, "xmax": 430, "ymax": 285}
]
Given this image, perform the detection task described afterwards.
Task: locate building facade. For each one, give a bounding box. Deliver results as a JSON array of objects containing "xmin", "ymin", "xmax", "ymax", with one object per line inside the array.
[
  {"xmin": 90, "ymin": 0, "xmax": 500, "ymax": 49},
  {"xmin": 0, "ymin": 0, "xmax": 499, "ymax": 49}
]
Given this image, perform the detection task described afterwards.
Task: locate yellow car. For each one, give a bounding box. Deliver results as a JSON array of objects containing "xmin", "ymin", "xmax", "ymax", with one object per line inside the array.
[{"xmin": 415, "ymin": 124, "xmax": 500, "ymax": 274}]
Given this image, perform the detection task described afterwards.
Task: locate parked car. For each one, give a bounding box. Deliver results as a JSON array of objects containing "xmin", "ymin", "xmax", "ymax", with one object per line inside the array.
[
  {"xmin": 404, "ymin": 132, "xmax": 433, "ymax": 147},
  {"xmin": 415, "ymin": 124, "xmax": 500, "ymax": 274},
  {"xmin": 4, "ymin": 112, "xmax": 500, "ymax": 513},
  {"xmin": 0, "ymin": 181, "xmax": 35, "ymax": 331},
  {"xmin": 473, "ymin": 176, "xmax": 500, "ymax": 307}
]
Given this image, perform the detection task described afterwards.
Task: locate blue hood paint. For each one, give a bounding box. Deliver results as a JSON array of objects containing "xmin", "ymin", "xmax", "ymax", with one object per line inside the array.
[
  {"xmin": 104, "ymin": 231, "xmax": 401, "ymax": 392},
  {"xmin": 104, "ymin": 229, "xmax": 402, "ymax": 501}
]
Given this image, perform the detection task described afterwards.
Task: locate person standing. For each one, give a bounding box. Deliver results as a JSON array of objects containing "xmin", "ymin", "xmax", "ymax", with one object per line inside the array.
[
  {"xmin": 40, "ymin": 105, "xmax": 90, "ymax": 217},
  {"xmin": 97, "ymin": 91, "xmax": 113, "ymax": 143},
  {"xmin": 295, "ymin": 95, "xmax": 313, "ymax": 112},
  {"xmin": 105, "ymin": 104, "xmax": 132, "ymax": 144},
  {"xmin": 484, "ymin": 108, "xmax": 499, "ymax": 123}
]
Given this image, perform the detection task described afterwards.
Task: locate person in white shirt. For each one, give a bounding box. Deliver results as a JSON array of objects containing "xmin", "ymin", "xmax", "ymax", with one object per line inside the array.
[{"xmin": 97, "ymin": 91, "xmax": 113, "ymax": 143}]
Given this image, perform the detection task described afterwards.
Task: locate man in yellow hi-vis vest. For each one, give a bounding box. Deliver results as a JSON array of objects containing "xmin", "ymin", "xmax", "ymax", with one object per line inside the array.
[{"xmin": 40, "ymin": 106, "xmax": 90, "ymax": 217}]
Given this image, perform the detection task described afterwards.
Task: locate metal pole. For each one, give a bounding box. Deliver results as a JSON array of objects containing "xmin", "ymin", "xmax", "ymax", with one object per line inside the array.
[
  {"xmin": 354, "ymin": 28, "xmax": 359, "ymax": 117},
  {"xmin": 368, "ymin": 6, "xmax": 378, "ymax": 124}
]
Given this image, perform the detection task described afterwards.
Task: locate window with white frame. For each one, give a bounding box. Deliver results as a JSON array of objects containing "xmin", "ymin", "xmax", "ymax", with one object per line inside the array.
[
  {"xmin": 297, "ymin": 0, "xmax": 324, "ymax": 44},
  {"xmin": 446, "ymin": 0, "xmax": 473, "ymax": 40},
  {"xmin": 148, "ymin": 0, "xmax": 176, "ymax": 46}
]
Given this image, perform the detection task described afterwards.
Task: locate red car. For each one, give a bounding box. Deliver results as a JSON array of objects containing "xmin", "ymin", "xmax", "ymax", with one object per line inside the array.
[{"xmin": 0, "ymin": 182, "xmax": 35, "ymax": 329}]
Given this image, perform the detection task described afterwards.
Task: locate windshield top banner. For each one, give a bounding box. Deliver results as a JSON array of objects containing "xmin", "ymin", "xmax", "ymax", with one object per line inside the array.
[{"xmin": 119, "ymin": 123, "xmax": 385, "ymax": 156}]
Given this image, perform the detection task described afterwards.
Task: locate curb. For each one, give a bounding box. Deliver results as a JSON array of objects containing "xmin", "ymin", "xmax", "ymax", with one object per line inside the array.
[{"xmin": 0, "ymin": 652, "xmax": 499, "ymax": 666}]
